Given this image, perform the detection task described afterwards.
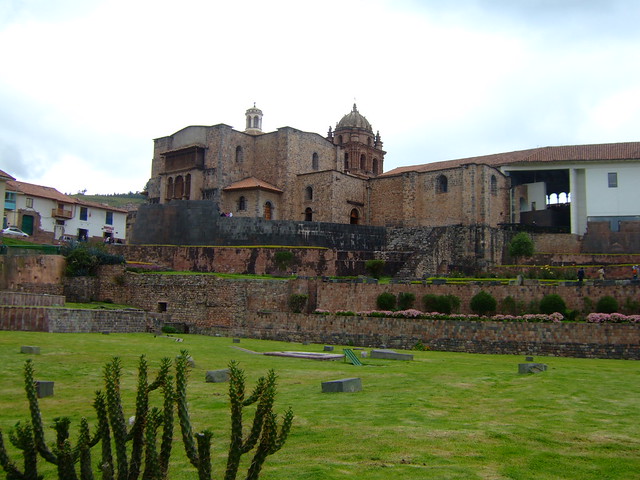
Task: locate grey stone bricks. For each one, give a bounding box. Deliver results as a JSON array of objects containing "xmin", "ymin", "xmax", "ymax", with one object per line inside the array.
[
  {"xmin": 205, "ymin": 369, "xmax": 230, "ymax": 383},
  {"xmin": 518, "ymin": 363, "xmax": 548, "ymax": 374},
  {"xmin": 36, "ymin": 381, "xmax": 54, "ymax": 398},
  {"xmin": 20, "ymin": 346, "xmax": 40, "ymax": 355},
  {"xmin": 321, "ymin": 377, "xmax": 362, "ymax": 393},
  {"xmin": 370, "ymin": 349, "xmax": 413, "ymax": 361}
]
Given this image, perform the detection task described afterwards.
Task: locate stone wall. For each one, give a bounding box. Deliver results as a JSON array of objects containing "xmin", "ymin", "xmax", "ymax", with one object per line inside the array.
[
  {"xmin": 213, "ymin": 312, "xmax": 639, "ymax": 360},
  {"xmin": 0, "ymin": 290, "xmax": 65, "ymax": 307},
  {"xmin": 0, "ymin": 254, "xmax": 65, "ymax": 293},
  {"xmin": 0, "ymin": 305, "xmax": 168, "ymax": 333},
  {"xmin": 130, "ymin": 201, "xmax": 387, "ymax": 252}
]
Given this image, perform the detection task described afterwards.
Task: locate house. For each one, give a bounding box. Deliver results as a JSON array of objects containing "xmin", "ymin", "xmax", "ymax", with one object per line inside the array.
[
  {"xmin": 0, "ymin": 169, "xmax": 15, "ymax": 228},
  {"xmin": 4, "ymin": 180, "xmax": 127, "ymax": 243}
]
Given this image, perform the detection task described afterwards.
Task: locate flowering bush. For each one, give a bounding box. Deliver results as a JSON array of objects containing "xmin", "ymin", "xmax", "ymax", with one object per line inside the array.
[
  {"xmin": 586, "ymin": 313, "xmax": 640, "ymax": 324},
  {"xmin": 391, "ymin": 309, "xmax": 423, "ymax": 318}
]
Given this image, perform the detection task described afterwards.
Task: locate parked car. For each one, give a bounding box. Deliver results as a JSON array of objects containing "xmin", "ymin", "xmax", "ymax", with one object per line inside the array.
[{"xmin": 2, "ymin": 226, "xmax": 29, "ymax": 237}]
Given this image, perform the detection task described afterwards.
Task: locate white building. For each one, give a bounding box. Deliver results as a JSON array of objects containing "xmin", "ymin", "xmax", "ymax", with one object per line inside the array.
[{"xmin": 4, "ymin": 180, "xmax": 127, "ymax": 243}]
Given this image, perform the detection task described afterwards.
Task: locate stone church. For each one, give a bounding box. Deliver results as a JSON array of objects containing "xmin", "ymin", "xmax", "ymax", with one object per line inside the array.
[{"xmin": 138, "ymin": 104, "xmax": 640, "ymax": 256}]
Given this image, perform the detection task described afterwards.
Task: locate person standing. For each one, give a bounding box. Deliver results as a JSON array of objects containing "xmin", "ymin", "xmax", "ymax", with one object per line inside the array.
[{"xmin": 577, "ymin": 267, "xmax": 585, "ymax": 286}]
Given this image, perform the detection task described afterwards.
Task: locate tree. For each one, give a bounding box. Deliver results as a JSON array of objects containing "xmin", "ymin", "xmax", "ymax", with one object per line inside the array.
[{"xmin": 508, "ymin": 232, "xmax": 534, "ymax": 263}]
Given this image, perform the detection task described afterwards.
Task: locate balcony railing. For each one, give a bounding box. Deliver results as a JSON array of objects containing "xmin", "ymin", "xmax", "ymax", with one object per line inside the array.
[{"xmin": 52, "ymin": 208, "xmax": 73, "ymax": 219}]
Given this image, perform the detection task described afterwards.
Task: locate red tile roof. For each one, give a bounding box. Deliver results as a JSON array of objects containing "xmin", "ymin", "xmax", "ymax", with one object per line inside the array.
[
  {"xmin": 7, "ymin": 180, "xmax": 127, "ymax": 212},
  {"xmin": 0, "ymin": 169, "xmax": 15, "ymax": 181},
  {"xmin": 381, "ymin": 142, "xmax": 640, "ymax": 177},
  {"xmin": 223, "ymin": 177, "xmax": 283, "ymax": 193}
]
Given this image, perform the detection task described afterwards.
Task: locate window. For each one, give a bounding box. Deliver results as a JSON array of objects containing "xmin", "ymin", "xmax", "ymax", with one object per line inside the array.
[
  {"xmin": 608, "ymin": 172, "xmax": 618, "ymax": 188},
  {"xmin": 490, "ymin": 175, "xmax": 497, "ymax": 196},
  {"xmin": 344, "ymin": 153, "xmax": 349, "ymax": 171},
  {"xmin": 236, "ymin": 146, "xmax": 243, "ymax": 163},
  {"xmin": 312, "ymin": 152, "xmax": 319, "ymax": 170},
  {"xmin": 106, "ymin": 211, "xmax": 113, "ymax": 225},
  {"xmin": 238, "ymin": 196, "xmax": 246, "ymax": 211},
  {"xmin": 174, "ymin": 175, "xmax": 184, "ymax": 198},
  {"xmin": 350, "ymin": 208, "xmax": 359, "ymax": 225},
  {"xmin": 436, "ymin": 175, "xmax": 448, "ymax": 193},
  {"xmin": 26, "ymin": 197, "xmax": 34, "ymax": 208},
  {"xmin": 305, "ymin": 207, "xmax": 313, "ymax": 221},
  {"xmin": 264, "ymin": 202, "xmax": 272, "ymax": 220},
  {"xmin": 372, "ymin": 158, "xmax": 379, "ymax": 175},
  {"xmin": 80, "ymin": 207, "xmax": 88, "ymax": 221},
  {"xmin": 305, "ymin": 186, "xmax": 313, "ymax": 201},
  {"xmin": 360, "ymin": 154, "xmax": 366, "ymax": 170}
]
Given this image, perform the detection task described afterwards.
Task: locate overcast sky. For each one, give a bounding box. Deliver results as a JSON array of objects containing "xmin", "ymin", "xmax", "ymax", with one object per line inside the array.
[{"xmin": 2, "ymin": 0, "xmax": 640, "ymax": 194}]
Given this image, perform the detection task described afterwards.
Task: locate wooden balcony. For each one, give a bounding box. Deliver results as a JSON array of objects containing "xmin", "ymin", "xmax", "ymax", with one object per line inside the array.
[{"xmin": 52, "ymin": 208, "xmax": 73, "ymax": 219}]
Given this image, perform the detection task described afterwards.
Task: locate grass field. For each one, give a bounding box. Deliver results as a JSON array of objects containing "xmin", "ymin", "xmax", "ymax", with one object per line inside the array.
[{"xmin": 0, "ymin": 332, "xmax": 638, "ymax": 479}]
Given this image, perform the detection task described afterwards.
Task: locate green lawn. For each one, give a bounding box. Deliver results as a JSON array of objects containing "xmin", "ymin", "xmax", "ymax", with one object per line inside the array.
[{"xmin": 0, "ymin": 332, "xmax": 638, "ymax": 479}]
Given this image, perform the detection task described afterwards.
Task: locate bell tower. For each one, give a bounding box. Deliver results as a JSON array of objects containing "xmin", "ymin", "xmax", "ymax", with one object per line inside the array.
[{"xmin": 245, "ymin": 103, "xmax": 263, "ymax": 135}]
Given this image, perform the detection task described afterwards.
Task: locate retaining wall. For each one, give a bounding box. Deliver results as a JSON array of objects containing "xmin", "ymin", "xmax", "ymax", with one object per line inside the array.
[
  {"xmin": 202, "ymin": 312, "xmax": 640, "ymax": 360},
  {"xmin": 0, "ymin": 306, "xmax": 168, "ymax": 333}
]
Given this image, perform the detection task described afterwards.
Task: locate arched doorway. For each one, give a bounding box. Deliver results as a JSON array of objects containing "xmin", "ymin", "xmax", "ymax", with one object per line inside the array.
[
  {"xmin": 264, "ymin": 202, "xmax": 272, "ymax": 220},
  {"xmin": 305, "ymin": 207, "xmax": 313, "ymax": 221},
  {"xmin": 350, "ymin": 208, "xmax": 359, "ymax": 225}
]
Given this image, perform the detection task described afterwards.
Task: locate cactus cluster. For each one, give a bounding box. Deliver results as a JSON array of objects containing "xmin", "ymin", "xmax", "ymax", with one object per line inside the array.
[{"xmin": 0, "ymin": 352, "xmax": 293, "ymax": 480}]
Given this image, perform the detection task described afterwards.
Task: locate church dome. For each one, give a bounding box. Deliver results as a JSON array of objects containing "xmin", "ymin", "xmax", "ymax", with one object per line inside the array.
[{"xmin": 336, "ymin": 104, "xmax": 373, "ymax": 133}]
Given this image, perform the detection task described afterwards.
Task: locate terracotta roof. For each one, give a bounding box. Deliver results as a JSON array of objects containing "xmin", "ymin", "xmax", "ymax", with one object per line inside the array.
[
  {"xmin": 380, "ymin": 142, "xmax": 640, "ymax": 177},
  {"xmin": 0, "ymin": 169, "xmax": 15, "ymax": 181},
  {"xmin": 223, "ymin": 177, "xmax": 283, "ymax": 193},
  {"xmin": 7, "ymin": 180, "xmax": 127, "ymax": 212},
  {"xmin": 7, "ymin": 180, "xmax": 70, "ymax": 202}
]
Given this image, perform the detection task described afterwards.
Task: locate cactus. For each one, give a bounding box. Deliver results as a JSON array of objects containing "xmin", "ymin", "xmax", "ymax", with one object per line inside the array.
[
  {"xmin": 0, "ymin": 422, "xmax": 42, "ymax": 480},
  {"xmin": 176, "ymin": 352, "xmax": 293, "ymax": 480}
]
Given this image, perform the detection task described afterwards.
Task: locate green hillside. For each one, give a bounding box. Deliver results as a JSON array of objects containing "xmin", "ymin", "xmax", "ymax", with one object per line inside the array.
[{"xmin": 70, "ymin": 192, "xmax": 146, "ymax": 209}]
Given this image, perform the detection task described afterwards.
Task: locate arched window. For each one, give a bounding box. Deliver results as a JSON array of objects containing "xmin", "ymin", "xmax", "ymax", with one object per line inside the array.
[
  {"xmin": 305, "ymin": 207, "xmax": 313, "ymax": 221},
  {"xmin": 174, "ymin": 176, "xmax": 184, "ymax": 199},
  {"xmin": 305, "ymin": 186, "xmax": 313, "ymax": 201},
  {"xmin": 238, "ymin": 196, "xmax": 246, "ymax": 211},
  {"xmin": 350, "ymin": 208, "xmax": 359, "ymax": 225},
  {"xmin": 490, "ymin": 175, "xmax": 497, "ymax": 196},
  {"xmin": 166, "ymin": 177, "xmax": 174, "ymax": 201},
  {"xmin": 337, "ymin": 135, "xmax": 343, "ymax": 144},
  {"xmin": 372, "ymin": 158, "xmax": 379, "ymax": 175},
  {"xmin": 264, "ymin": 202, "xmax": 272, "ymax": 220},
  {"xmin": 184, "ymin": 174, "xmax": 191, "ymax": 200},
  {"xmin": 312, "ymin": 152, "xmax": 319, "ymax": 170},
  {"xmin": 246, "ymin": 116, "xmax": 251, "ymax": 129},
  {"xmin": 436, "ymin": 175, "xmax": 448, "ymax": 194},
  {"xmin": 360, "ymin": 154, "xmax": 366, "ymax": 171},
  {"xmin": 344, "ymin": 153, "xmax": 349, "ymax": 171},
  {"xmin": 253, "ymin": 116, "xmax": 259, "ymax": 128},
  {"xmin": 235, "ymin": 146, "xmax": 243, "ymax": 163}
]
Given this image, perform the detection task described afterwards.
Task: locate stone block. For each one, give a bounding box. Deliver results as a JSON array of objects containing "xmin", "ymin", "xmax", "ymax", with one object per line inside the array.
[
  {"xmin": 232, "ymin": 338, "xmax": 241, "ymax": 343},
  {"xmin": 370, "ymin": 349, "xmax": 413, "ymax": 361},
  {"xmin": 36, "ymin": 381, "xmax": 54, "ymax": 398},
  {"xmin": 323, "ymin": 345, "xmax": 334, "ymax": 352},
  {"xmin": 321, "ymin": 377, "xmax": 362, "ymax": 393},
  {"xmin": 20, "ymin": 346, "xmax": 40, "ymax": 355},
  {"xmin": 518, "ymin": 363, "xmax": 548, "ymax": 374},
  {"xmin": 525, "ymin": 356, "xmax": 534, "ymax": 362},
  {"xmin": 205, "ymin": 369, "xmax": 230, "ymax": 383}
]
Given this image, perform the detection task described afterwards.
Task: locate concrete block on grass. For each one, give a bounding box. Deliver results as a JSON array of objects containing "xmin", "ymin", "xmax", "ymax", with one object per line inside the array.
[
  {"xmin": 36, "ymin": 381, "xmax": 54, "ymax": 398},
  {"xmin": 205, "ymin": 369, "xmax": 230, "ymax": 383},
  {"xmin": 20, "ymin": 346, "xmax": 40, "ymax": 355},
  {"xmin": 370, "ymin": 349, "xmax": 413, "ymax": 361},
  {"xmin": 518, "ymin": 363, "xmax": 548, "ymax": 374},
  {"xmin": 321, "ymin": 377, "xmax": 362, "ymax": 393}
]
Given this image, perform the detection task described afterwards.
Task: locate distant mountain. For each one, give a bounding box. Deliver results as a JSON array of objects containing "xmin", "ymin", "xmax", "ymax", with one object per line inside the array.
[{"xmin": 70, "ymin": 193, "xmax": 146, "ymax": 210}]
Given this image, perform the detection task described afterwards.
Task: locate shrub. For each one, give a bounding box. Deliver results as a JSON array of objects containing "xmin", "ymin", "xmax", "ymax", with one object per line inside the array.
[
  {"xmin": 364, "ymin": 259, "xmax": 385, "ymax": 279},
  {"xmin": 422, "ymin": 294, "xmax": 439, "ymax": 312},
  {"xmin": 273, "ymin": 250, "xmax": 294, "ymax": 272},
  {"xmin": 161, "ymin": 325, "xmax": 177, "ymax": 334},
  {"xmin": 470, "ymin": 290, "xmax": 497, "ymax": 316},
  {"xmin": 539, "ymin": 294, "xmax": 567, "ymax": 315},
  {"xmin": 288, "ymin": 293, "xmax": 309, "ymax": 313},
  {"xmin": 422, "ymin": 294, "xmax": 460, "ymax": 314},
  {"xmin": 508, "ymin": 232, "xmax": 534, "ymax": 262},
  {"xmin": 596, "ymin": 295, "xmax": 618, "ymax": 313},
  {"xmin": 397, "ymin": 292, "xmax": 416, "ymax": 310},
  {"xmin": 62, "ymin": 242, "xmax": 125, "ymax": 277},
  {"xmin": 622, "ymin": 297, "xmax": 640, "ymax": 315},
  {"xmin": 500, "ymin": 295, "xmax": 518, "ymax": 315},
  {"xmin": 376, "ymin": 292, "xmax": 396, "ymax": 311}
]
